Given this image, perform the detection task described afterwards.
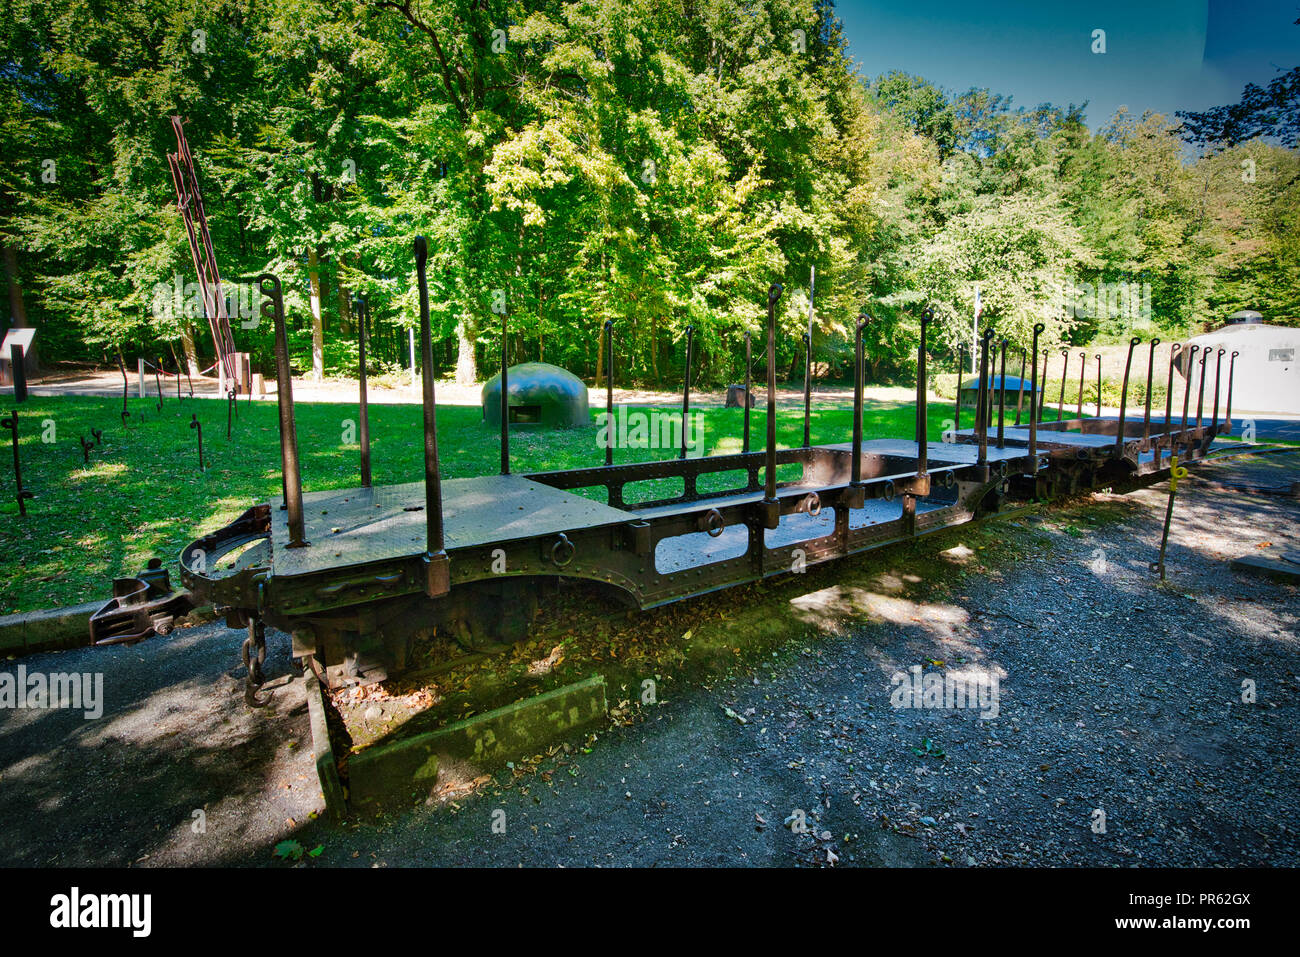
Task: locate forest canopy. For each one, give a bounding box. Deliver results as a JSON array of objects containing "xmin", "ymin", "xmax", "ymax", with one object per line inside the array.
[{"xmin": 2, "ymin": 0, "xmax": 1297, "ymax": 387}]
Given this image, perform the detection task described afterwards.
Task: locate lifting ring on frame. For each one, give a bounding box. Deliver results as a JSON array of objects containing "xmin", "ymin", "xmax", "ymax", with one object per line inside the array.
[
  {"xmin": 703, "ymin": 508, "xmax": 725, "ymax": 538},
  {"xmin": 551, "ymin": 533, "xmax": 576, "ymax": 567},
  {"xmin": 803, "ymin": 492, "xmax": 821, "ymax": 517},
  {"xmin": 940, "ymin": 470, "xmax": 955, "ymax": 489},
  {"xmin": 881, "ymin": 479, "xmax": 896, "ymax": 502}
]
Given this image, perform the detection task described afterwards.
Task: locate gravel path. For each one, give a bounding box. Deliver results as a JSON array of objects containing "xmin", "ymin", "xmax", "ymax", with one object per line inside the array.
[{"xmin": 1, "ymin": 450, "xmax": 1294, "ymax": 866}]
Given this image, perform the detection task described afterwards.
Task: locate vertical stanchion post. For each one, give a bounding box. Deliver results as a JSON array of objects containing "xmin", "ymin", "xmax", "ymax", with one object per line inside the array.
[
  {"xmin": 356, "ymin": 296, "xmax": 372, "ymax": 488},
  {"xmin": 1094, "ymin": 354, "xmax": 1102, "ymax": 418},
  {"xmin": 1179, "ymin": 344, "xmax": 1199, "ymax": 447},
  {"xmin": 1159, "ymin": 343, "xmax": 1181, "ymax": 467},
  {"xmin": 761, "ymin": 284, "xmax": 783, "ymax": 529},
  {"xmin": 1142, "ymin": 338, "xmax": 1160, "ymax": 447},
  {"xmin": 499, "ymin": 298, "xmax": 510, "ymax": 476},
  {"xmin": 680, "ymin": 325, "xmax": 694, "ymax": 460},
  {"xmin": 1210, "ymin": 347, "xmax": 1225, "ymax": 437},
  {"xmin": 1014, "ymin": 349, "xmax": 1027, "ymax": 426},
  {"xmin": 1040, "ymin": 350, "xmax": 1049, "ymax": 418},
  {"xmin": 263, "ymin": 272, "xmax": 307, "ymax": 548},
  {"xmin": 742, "ymin": 331, "xmax": 752, "ymax": 454},
  {"xmin": 976, "ymin": 328, "xmax": 992, "ymax": 466},
  {"xmin": 916, "ymin": 308, "xmax": 930, "ymax": 477},
  {"xmin": 1075, "ymin": 351, "xmax": 1086, "ymax": 421},
  {"xmin": 954, "ymin": 345, "xmax": 965, "ymax": 433},
  {"xmin": 604, "ymin": 320, "xmax": 614, "ymax": 466},
  {"xmin": 138, "ymin": 357, "xmax": 145, "ymax": 398},
  {"xmin": 802, "ymin": 331, "xmax": 812, "ymax": 448},
  {"xmin": 1195, "ymin": 350, "xmax": 1209, "ymax": 431},
  {"xmin": 1056, "ymin": 348, "xmax": 1069, "ymax": 423},
  {"xmin": 414, "ymin": 237, "xmax": 449, "ymax": 597},
  {"xmin": 851, "ymin": 313, "xmax": 866, "ymax": 494},
  {"xmin": 1028, "ymin": 323, "xmax": 1044, "ymax": 464},
  {"xmin": 1225, "ymin": 351, "xmax": 1239, "ymax": 434},
  {"xmin": 1114, "ymin": 336, "xmax": 1141, "ymax": 455},
  {"xmin": 408, "ymin": 327, "xmax": 416, "ymax": 389},
  {"xmin": 996, "ymin": 339, "xmax": 1008, "ymax": 449}
]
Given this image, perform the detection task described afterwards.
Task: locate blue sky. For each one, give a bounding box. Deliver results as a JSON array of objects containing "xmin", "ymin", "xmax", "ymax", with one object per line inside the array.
[{"xmin": 838, "ymin": 0, "xmax": 1300, "ymax": 130}]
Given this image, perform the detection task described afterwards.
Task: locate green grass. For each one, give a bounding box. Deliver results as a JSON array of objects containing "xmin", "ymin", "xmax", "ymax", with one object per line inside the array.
[{"xmin": 0, "ymin": 391, "xmax": 956, "ymax": 615}]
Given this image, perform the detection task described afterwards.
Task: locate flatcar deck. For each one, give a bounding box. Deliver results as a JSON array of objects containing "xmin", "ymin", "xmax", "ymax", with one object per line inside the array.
[{"xmin": 268, "ymin": 475, "xmax": 630, "ymax": 577}]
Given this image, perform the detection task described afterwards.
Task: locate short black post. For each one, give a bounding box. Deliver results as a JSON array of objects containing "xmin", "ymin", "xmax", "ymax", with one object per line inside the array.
[
  {"xmin": 262, "ymin": 272, "xmax": 307, "ymax": 548},
  {"xmin": 356, "ymin": 296, "xmax": 372, "ymax": 487},
  {"xmin": 79, "ymin": 435, "xmax": 92, "ymax": 464},
  {"xmin": 802, "ymin": 331, "xmax": 812, "ymax": 448},
  {"xmin": 414, "ymin": 237, "xmax": 449, "ymax": 597},
  {"xmin": 1114, "ymin": 337, "xmax": 1141, "ymax": 455},
  {"xmin": 189, "ymin": 413, "xmax": 204, "ymax": 472},
  {"xmin": 154, "ymin": 361, "xmax": 164, "ymax": 411},
  {"xmin": 226, "ymin": 388, "xmax": 235, "ymax": 438},
  {"xmin": 2, "ymin": 412, "xmax": 32, "ymax": 515},
  {"xmin": 117, "ymin": 355, "xmax": 130, "ymax": 427},
  {"xmin": 604, "ymin": 320, "xmax": 614, "ymax": 467},
  {"xmin": 91, "ymin": 428, "xmax": 102, "ymax": 446},
  {"xmin": 761, "ymin": 284, "xmax": 783, "ymax": 529},
  {"xmin": 680, "ymin": 324, "xmax": 694, "ymax": 460}
]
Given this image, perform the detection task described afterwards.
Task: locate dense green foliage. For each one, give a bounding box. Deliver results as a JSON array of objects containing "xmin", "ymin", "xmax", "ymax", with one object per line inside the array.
[{"xmin": 2, "ymin": 1, "xmax": 1297, "ymax": 387}]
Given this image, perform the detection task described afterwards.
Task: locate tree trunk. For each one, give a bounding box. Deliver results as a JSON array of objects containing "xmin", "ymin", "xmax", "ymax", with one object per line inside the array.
[
  {"xmin": 308, "ymin": 246, "xmax": 324, "ymax": 380},
  {"xmin": 455, "ymin": 318, "xmax": 477, "ymax": 384},
  {"xmin": 181, "ymin": 322, "xmax": 199, "ymax": 376},
  {"xmin": 2, "ymin": 241, "xmax": 37, "ymax": 375},
  {"xmin": 336, "ymin": 265, "xmax": 353, "ymax": 338}
]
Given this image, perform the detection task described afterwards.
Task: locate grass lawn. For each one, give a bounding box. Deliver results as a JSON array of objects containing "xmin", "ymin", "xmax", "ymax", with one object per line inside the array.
[{"xmin": 0, "ymin": 389, "xmax": 958, "ymax": 615}]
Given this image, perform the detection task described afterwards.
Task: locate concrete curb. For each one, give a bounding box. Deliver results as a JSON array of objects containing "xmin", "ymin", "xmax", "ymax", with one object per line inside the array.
[
  {"xmin": 347, "ymin": 674, "xmax": 608, "ymax": 810},
  {"xmin": 0, "ymin": 601, "xmax": 217, "ymax": 658},
  {"xmin": 304, "ymin": 672, "xmax": 347, "ymax": 821}
]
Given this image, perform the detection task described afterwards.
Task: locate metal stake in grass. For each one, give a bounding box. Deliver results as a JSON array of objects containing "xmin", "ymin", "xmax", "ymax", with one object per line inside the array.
[
  {"xmin": 117, "ymin": 356, "xmax": 130, "ymax": 427},
  {"xmin": 190, "ymin": 413, "xmax": 204, "ymax": 471},
  {"xmin": 79, "ymin": 435, "xmax": 93, "ymax": 464},
  {"xmin": 1150, "ymin": 454, "xmax": 1189, "ymax": 581},
  {"xmin": 2, "ymin": 411, "xmax": 34, "ymax": 516}
]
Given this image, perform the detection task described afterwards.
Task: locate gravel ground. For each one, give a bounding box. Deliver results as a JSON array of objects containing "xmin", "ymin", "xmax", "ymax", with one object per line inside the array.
[{"xmin": 1, "ymin": 449, "xmax": 1294, "ymax": 867}]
